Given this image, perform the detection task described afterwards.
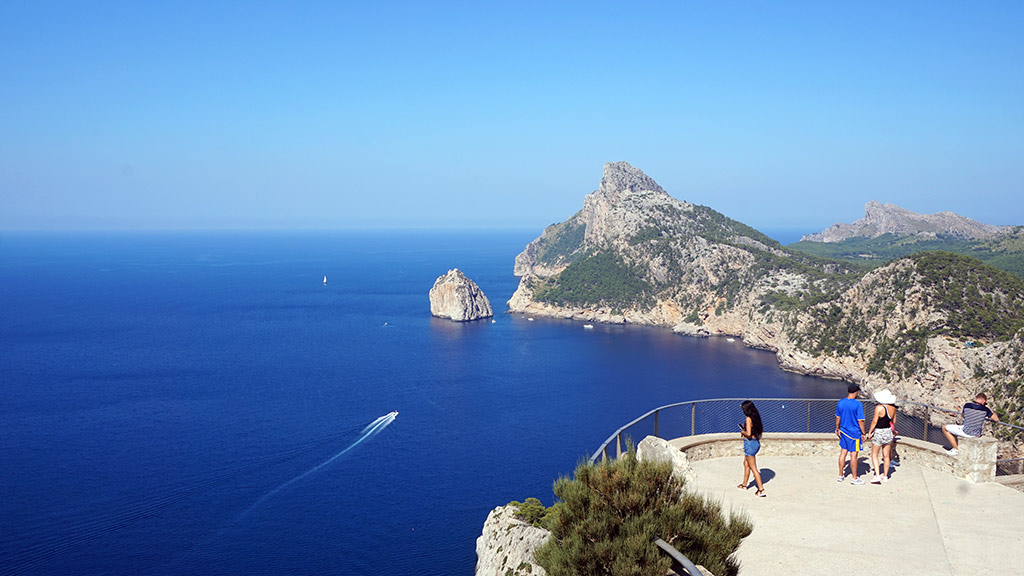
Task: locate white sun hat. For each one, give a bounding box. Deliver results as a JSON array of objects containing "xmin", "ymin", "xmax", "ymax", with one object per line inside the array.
[{"xmin": 873, "ymin": 389, "xmax": 897, "ymax": 404}]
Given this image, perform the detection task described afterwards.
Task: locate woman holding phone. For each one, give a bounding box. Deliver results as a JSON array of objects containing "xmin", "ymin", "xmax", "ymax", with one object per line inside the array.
[{"xmin": 738, "ymin": 400, "xmax": 766, "ymax": 497}]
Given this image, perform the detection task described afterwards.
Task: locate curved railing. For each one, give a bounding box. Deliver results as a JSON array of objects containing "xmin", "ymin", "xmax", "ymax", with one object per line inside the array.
[
  {"xmin": 590, "ymin": 397, "xmax": 1024, "ymax": 474},
  {"xmin": 654, "ymin": 538, "xmax": 703, "ymax": 576}
]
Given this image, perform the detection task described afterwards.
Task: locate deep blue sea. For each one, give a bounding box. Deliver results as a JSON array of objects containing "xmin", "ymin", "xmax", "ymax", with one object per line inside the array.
[{"xmin": 0, "ymin": 231, "xmax": 843, "ymax": 575}]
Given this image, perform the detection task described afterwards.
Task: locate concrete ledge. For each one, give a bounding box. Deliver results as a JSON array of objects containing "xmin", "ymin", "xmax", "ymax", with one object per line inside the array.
[
  {"xmin": 667, "ymin": 432, "xmax": 995, "ymax": 483},
  {"xmin": 994, "ymin": 475, "xmax": 1024, "ymax": 493}
]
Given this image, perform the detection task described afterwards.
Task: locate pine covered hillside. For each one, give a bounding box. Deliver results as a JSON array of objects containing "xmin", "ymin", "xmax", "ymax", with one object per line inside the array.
[
  {"xmin": 790, "ymin": 204, "xmax": 1024, "ymax": 280},
  {"xmin": 509, "ymin": 162, "xmax": 1024, "ymax": 433}
]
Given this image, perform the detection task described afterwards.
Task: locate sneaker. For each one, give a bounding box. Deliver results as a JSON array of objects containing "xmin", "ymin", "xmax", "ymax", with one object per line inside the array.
[
  {"xmin": 947, "ymin": 448, "xmax": 959, "ymax": 456},
  {"xmin": 837, "ymin": 476, "xmax": 845, "ymax": 483},
  {"xmin": 870, "ymin": 475, "xmax": 881, "ymax": 484},
  {"xmin": 881, "ymin": 475, "xmax": 888, "ymax": 483},
  {"xmin": 851, "ymin": 478, "xmax": 865, "ymax": 485}
]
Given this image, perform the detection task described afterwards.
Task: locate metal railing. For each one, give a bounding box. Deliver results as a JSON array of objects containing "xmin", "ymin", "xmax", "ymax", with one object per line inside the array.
[
  {"xmin": 654, "ymin": 538, "xmax": 703, "ymax": 576},
  {"xmin": 997, "ymin": 458, "xmax": 1024, "ymax": 476},
  {"xmin": 590, "ymin": 398, "xmax": 1024, "ymax": 475}
]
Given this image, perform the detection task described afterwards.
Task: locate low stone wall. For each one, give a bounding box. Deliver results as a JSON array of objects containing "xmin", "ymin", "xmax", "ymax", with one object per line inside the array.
[{"xmin": 668, "ymin": 432, "xmax": 998, "ymax": 483}]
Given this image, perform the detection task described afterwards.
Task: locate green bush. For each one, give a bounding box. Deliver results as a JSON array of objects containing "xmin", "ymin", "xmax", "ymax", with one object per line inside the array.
[
  {"xmin": 509, "ymin": 497, "xmax": 551, "ymax": 527},
  {"xmin": 534, "ymin": 450, "xmax": 752, "ymax": 576}
]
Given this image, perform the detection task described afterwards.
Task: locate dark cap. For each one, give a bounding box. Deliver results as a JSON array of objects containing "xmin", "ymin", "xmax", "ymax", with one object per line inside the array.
[{"xmin": 848, "ymin": 384, "xmax": 861, "ymax": 394}]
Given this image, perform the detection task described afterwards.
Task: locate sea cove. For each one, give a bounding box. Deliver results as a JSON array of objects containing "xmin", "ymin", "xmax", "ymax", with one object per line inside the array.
[{"xmin": 1, "ymin": 231, "xmax": 848, "ymax": 575}]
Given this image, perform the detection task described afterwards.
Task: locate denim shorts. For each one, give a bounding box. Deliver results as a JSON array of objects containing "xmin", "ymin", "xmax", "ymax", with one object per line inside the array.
[{"xmin": 743, "ymin": 439, "xmax": 760, "ymax": 456}]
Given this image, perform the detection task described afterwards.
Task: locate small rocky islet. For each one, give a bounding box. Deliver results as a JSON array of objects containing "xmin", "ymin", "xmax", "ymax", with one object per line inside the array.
[{"xmin": 428, "ymin": 268, "xmax": 493, "ymax": 322}]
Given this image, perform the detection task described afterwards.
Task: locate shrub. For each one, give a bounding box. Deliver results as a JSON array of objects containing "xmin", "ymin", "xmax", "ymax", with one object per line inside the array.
[
  {"xmin": 534, "ymin": 449, "xmax": 752, "ymax": 576},
  {"xmin": 509, "ymin": 497, "xmax": 551, "ymax": 527}
]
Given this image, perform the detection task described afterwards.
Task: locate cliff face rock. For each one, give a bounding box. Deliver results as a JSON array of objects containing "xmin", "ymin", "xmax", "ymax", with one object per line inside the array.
[
  {"xmin": 801, "ymin": 201, "xmax": 1010, "ymax": 243},
  {"xmin": 475, "ymin": 505, "xmax": 549, "ymax": 576},
  {"xmin": 429, "ymin": 269, "xmax": 493, "ymax": 321},
  {"xmin": 637, "ymin": 435, "xmax": 697, "ymax": 486},
  {"xmin": 508, "ymin": 163, "xmax": 1024, "ymax": 420}
]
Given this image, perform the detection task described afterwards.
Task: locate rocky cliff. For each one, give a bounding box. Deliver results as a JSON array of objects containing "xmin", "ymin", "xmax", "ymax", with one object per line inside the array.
[
  {"xmin": 429, "ymin": 269, "xmax": 493, "ymax": 321},
  {"xmin": 475, "ymin": 505, "xmax": 549, "ymax": 576},
  {"xmin": 509, "ymin": 163, "xmax": 1024, "ymax": 431},
  {"xmin": 801, "ymin": 201, "xmax": 1010, "ymax": 243}
]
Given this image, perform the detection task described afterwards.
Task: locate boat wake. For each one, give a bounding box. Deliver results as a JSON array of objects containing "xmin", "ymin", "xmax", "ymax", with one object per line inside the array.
[
  {"xmin": 238, "ymin": 411, "xmax": 398, "ymax": 519},
  {"xmin": 0, "ymin": 425, "xmax": 362, "ymax": 576}
]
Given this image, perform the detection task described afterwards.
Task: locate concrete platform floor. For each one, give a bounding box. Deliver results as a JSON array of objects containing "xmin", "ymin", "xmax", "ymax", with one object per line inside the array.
[{"xmin": 687, "ymin": 455, "xmax": 1024, "ymax": 576}]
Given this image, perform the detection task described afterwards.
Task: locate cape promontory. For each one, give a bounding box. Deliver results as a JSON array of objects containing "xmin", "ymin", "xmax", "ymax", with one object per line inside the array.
[
  {"xmin": 429, "ymin": 269, "xmax": 493, "ymax": 321},
  {"xmin": 508, "ymin": 162, "xmax": 1024, "ymax": 432},
  {"xmin": 801, "ymin": 201, "xmax": 1011, "ymax": 243}
]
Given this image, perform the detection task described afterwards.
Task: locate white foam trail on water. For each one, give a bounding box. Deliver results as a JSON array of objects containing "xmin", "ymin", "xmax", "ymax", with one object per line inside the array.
[
  {"xmin": 361, "ymin": 413, "xmax": 394, "ymax": 434},
  {"xmin": 239, "ymin": 412, "xmax": 397, "ymax": 519}
]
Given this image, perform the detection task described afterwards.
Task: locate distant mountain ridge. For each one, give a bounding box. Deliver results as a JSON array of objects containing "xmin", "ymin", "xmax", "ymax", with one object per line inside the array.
[
  {"xmin": 801, "ymin": 201, "xmax": 1010, "ymax": 243},
  {"xmin": 509, "ymin": 162, "xmax": 1024, "ymax": 439}
]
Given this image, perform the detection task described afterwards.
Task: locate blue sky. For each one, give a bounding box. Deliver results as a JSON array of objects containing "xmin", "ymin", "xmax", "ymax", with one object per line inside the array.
[{"xmin": 2, "ymin": 1, "xmax": 1022, "ymax": 234}]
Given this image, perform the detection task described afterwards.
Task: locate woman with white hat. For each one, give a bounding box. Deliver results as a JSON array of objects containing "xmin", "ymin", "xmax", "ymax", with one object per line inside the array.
[{"xmin": 867, "ymin": 389, "xmax": 898, "ymax": 483}]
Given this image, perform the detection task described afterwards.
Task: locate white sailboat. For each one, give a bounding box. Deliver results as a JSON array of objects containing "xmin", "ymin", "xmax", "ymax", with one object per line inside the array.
[{"xmin": 323, "ymin": 275, "xmax": 327, "ymax": 285}]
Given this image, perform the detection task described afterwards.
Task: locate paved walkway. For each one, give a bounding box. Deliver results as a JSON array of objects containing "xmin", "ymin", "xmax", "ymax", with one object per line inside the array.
[{"xmin": 687, "ymin": 456, "xmax": 1024, "ymax": 576}]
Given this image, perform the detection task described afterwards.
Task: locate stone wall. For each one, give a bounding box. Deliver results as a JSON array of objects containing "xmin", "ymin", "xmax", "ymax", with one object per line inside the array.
[{"xmin": 668, "ymin": 432, "xmax": 998, "ymax": 483}]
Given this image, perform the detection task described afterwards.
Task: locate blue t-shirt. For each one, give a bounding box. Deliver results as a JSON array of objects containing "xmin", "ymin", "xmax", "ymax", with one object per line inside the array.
[{"xmin": 835, "ymin": 397, "xmax": 865, "ymax": 436}]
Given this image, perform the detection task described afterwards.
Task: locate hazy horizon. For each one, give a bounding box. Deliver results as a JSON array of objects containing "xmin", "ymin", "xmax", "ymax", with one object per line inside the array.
[{"xmin": 3, "ymin": 2, "xmax": 1022, "ymax": 232}]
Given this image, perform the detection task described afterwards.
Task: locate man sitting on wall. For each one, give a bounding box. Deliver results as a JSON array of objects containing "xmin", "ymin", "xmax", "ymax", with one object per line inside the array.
[{"xmin": 942, "ymin": 393, "xmax": 999, "ymax": 456}]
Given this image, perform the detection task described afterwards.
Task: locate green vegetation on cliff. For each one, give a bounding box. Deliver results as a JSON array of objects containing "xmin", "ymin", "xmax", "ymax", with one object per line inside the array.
[
  {"xmin": 532, "ymin": 450, "xmax": 751, "ymax": 576},
  {"xmin": 913, "ymin": 251, "xmax": 1024, "ymax": 340},
  {"xmin": 787, "ymin": 251, "xmax": 1024, "ymax": 379},
  {"xmin": 535, "ymin": 201, "xmax": 863, "ymax": 314},
  {"xmin": 789, "ymin": 227, "xmax": 1024, "ymax": 279},
  {"xmin": 534, "ymin": 217, "xmax": 587, "ymax": 267},
  {"xmin": 533, "ymin": 251, "xmax": 655, "ymax": 309},
  {"xmin": 690, "ymin": 204, "xmax": 782, "ymax": 249}
]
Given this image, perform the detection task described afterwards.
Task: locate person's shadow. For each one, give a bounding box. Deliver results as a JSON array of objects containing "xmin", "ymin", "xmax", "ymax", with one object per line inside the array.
[
  {"xmin": 855, "ymin": 456, "xmax": 895, "ymax": 478},
  {"xmin": 856, "ymin": 456, "xmax": 870, "ymax": 476},
  {"xmin": 759, "ymin": 468, "xmax": 776, "ymax": 485}
]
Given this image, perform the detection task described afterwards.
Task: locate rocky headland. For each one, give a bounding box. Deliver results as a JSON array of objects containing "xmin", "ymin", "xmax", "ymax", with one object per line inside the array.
[
  {"xmin": 801, "ymin": 200, "xmax": 1011, "ymax": 243},
  {"xmin": 508, "ymin": 162, "xmax": 1024, "ymax": 433},
  {"xmin": 429, "ymin": 269, "xmax": 493, "ymax": 321}
]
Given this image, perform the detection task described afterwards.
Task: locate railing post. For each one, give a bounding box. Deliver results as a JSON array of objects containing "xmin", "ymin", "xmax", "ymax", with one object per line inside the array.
[
  {"xmin": 616, "ymin": 432, "xmax": 622, "ymax": 459},
  {"xmin": 806, "ymin": 401, "xmax": 811, "ymax": 433},
  {"xmin": 923, "ymin": 410, "xmax": 931, "ymax": 441},
  {"xmin": 654, "ymin": 410, "xmax": 660, "ymax": 439},
  {"xmin": 601, "ymin": 446, "xmax": 607, "ymax": 462},
  {"xmin": 691, "ymin": 402, "xmax": 696, "ymax": 436}
]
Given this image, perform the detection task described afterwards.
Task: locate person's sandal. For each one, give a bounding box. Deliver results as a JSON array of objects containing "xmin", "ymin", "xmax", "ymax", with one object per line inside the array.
[
  {"xmin": 737, "ymin": 484, "xmax": 747, "ymax": 490},
  {"xmin": 755, "ymin": 489, "xmax": 766, "ymax": 497}
]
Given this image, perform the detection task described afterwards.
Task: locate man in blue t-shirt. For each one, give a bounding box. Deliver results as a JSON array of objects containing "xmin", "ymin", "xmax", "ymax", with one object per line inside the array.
[
  {"xmin": 942, "ymin": 393, "xmax": 1000, "ymax": 456},
  {"xmin": 835, "ymin": 383, "xmax": 866, "ymax": 484}
]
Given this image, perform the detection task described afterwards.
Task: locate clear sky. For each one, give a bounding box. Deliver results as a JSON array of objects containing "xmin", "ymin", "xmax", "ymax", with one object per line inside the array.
[{"xmin": 2, "ymin": 1, "xmax": 1022, "ymax": 233}]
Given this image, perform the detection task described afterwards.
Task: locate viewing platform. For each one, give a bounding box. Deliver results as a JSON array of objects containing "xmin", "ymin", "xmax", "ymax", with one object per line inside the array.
[
  {"xmin": 593, "ymin": 399, "xmax": 1024, "ymax": 575},
  {"xmin": 672, "ymin": 434, "xmax": 1024, "ymax": 576}
]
